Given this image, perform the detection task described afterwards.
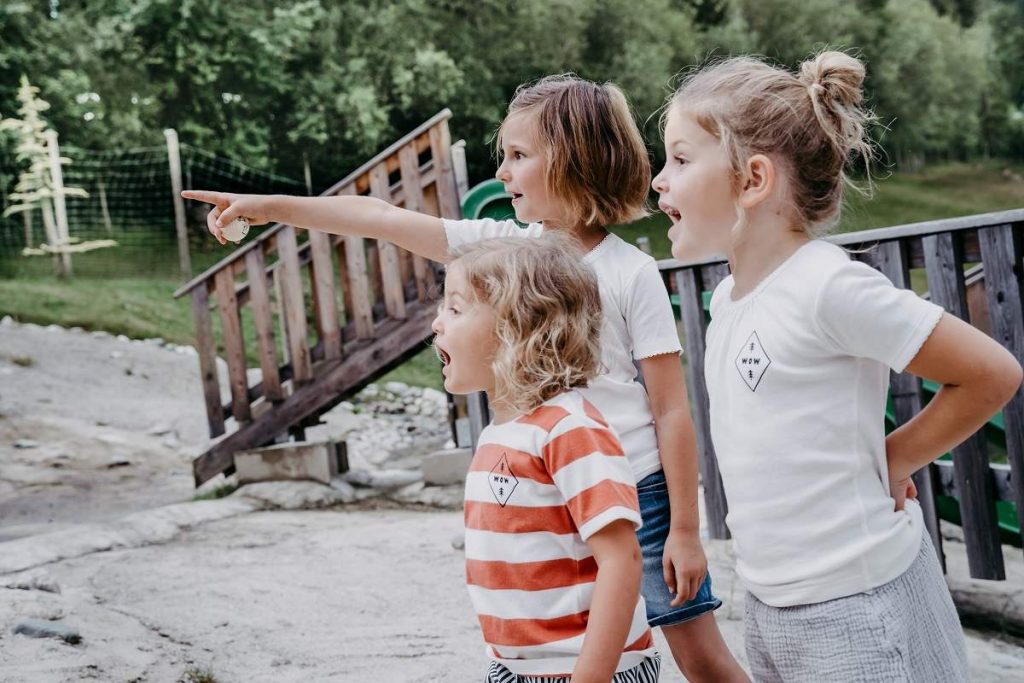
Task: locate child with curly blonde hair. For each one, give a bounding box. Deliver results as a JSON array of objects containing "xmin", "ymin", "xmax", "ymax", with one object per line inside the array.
[{"xmin": 435, "ymin": 233, "xmax": 659, "ymax": 682}]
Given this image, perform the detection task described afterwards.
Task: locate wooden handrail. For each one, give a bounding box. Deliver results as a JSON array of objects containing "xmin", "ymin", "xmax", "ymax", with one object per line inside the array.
[
  {"xmin": 173, "ymin": 109, "xmax": 452, "ymax": 299},
  {"xmin": 656, "ymin": 207, "xmax": 1024, "ymax": 272}
]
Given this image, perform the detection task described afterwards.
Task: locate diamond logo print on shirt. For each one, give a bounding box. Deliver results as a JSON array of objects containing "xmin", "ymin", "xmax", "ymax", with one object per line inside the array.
[
  {"xmin": 735, "ymin": 331, "xmax": 771, "ymax": 392},
  {"xmin": 489, "ymin": 452, "xmax": 519, "ymax": 507}
]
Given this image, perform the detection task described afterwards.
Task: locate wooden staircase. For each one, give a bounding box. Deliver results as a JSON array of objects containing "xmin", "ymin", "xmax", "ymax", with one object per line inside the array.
[{"xmin": 174, "ymin": 111, "xmax": 462, "ymax": 486}]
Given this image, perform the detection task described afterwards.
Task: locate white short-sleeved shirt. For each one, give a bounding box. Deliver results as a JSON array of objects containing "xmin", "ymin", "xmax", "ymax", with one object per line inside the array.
[
  {"xmin": 444, "ymin": 218, "xmax": 682, "ymax": 481},
  {"xmin": 705, "ymin": 239, "xmax": 944, "ymax": 607}
]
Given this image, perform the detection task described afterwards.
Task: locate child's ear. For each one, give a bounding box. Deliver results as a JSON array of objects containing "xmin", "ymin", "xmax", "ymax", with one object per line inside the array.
[{"xmin": 738, "ymin": 154, "xmax": 776, "ymax": 209}]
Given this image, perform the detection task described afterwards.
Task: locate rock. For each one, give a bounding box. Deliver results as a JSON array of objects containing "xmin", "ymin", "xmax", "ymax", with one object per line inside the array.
[
  {"xmin": 116, "ymin": 334, "xmax": 130, "ymax": 343},
  {"xmin": 391, "ymin": 482, "xmax": 463, "ymax": 508},
  {"xmin": 338, "ymin": 401, "xmax": 355, "ymax": 412},
  {"xmin": 0, "ymin": 315, "xmax": 15, "ymax": 328},
  {"xmin": 91, "ymin": 330, "xmax": 112, "ymax": 340},
  {"xmin": 45, "ymin": 324, "xmax": 63, "ymax": 333},
  {"xmin": 236, "ymin": 481, "xmax": 349, "ymax": 510},
  {"xmin": 328, "ymin": 478, "xmax": 357, "ymax": 504},
  {"xmin": 107, "ymin": 456, "xmax": 132, "ymax": 468},
  {"xmin": 13, "ymin": 618, "xmax": 81, "ymax": 644},
  {"xmin": 344, "ymin": 468, "xmax": 423, "ymax": 490},
  {"xmin": 422, "ymin": 448, "xmax": 473, "ymax": 486},
  {"xmin": 109, "ymin": 351, "xmax": 123, "ymax": 359},
  {"xmin": 13, "ymin": 440, "xmax": 39, "ymax": 449},
  {"xmin": 451, "ymin": 532, "xmax": 466, "ymax": 551},
  {"xmin": 6, "ymin": 573, "xmax": 61, "ymax": 594},
  {"xmin": 69, "ymin": 326, "xmax": 84, "ymax": 334},
  {"xmin": 144, "ymin": 337, "xmax": 165, "ymax": 346},
  {"xmin": 147, "ymin": 422, "xmax": 173, "ymax": 436},
  {"xmin": 384, "ymin": 381, "xmax": 410, "ymax": 396}
]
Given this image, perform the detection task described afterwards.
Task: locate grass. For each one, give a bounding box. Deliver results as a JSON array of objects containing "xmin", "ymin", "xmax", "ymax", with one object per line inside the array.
[{"xmin": 1, "ymin": 162, "xmax": 1021, "ymax": 391}]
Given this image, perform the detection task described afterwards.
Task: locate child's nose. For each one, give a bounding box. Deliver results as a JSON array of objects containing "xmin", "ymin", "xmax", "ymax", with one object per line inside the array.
[
  {"xmin": 495, "ymin": 161, "xmax": 511, "ymax": 183},
  {"xmin": 431, "ymin": 313, "xmax": 443, "ymax": 335},
  {"xmin": 651, "ymin": 169, "xmax": 667, "ymax": 193}
]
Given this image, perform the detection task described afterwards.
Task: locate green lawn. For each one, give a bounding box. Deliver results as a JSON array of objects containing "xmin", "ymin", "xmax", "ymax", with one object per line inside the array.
[{"xmin": 2, "ymin": 162, "xmax": 1022, "ymax": 391}]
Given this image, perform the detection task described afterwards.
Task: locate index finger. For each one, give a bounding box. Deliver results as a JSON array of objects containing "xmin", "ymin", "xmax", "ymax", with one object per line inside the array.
[{"xmin": 182, "ymin": 190, "xmax": 226, "ymax": 206}]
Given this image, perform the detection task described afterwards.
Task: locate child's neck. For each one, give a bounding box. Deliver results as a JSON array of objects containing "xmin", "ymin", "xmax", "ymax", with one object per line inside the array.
[
  {"xmin": 543, "ymin": 220, "xmax": 608, "ymax": 253},
  {"xmin": 727, "ymin": 215, "xmax": 811, "ymax": 300},
  {"xmin": 487, "ymin": 394, "xmax": 519, "ymax": 425}
]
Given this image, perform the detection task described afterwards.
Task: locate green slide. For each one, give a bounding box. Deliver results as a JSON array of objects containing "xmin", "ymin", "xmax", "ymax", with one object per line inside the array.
[{"xmin": 460, "ymin": 178, "xmax": 516, "ymax": 221}]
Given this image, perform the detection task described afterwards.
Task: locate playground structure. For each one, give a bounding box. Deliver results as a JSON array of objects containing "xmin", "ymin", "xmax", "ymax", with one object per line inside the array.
[
  {"xmin": 174, "ymin": 111, "xmax": 460, "ymax": 486},
  {"xmin": 175, "ymin": 111, "xmax": 1023, "ymax": 582}
]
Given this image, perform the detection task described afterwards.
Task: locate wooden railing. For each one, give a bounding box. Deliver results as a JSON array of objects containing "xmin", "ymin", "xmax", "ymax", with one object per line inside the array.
[
  {"xmin": 174, "ymin": 111, "xmax": 461, "ymax": 485},
  {"xmin": 659, "ymin": 208, "xmax": 1024, "ymax": 581}
]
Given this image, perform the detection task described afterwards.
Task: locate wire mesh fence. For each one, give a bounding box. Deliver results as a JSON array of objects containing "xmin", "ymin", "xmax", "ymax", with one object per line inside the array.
[{"xmin": 0, "ymin": 140, "xmax": 312, "ymax": 279}]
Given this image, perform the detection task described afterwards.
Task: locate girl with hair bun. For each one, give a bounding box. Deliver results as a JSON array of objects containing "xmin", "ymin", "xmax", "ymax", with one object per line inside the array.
[{"xmin": 654, "ymin": 51, "xmax": 1021, "ymax": 681}]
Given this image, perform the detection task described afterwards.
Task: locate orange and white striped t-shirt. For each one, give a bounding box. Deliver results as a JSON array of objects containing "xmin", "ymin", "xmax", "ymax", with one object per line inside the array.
[{"xmin": 464, "ymin": 390, "xmax": 655, "ymax": 676}]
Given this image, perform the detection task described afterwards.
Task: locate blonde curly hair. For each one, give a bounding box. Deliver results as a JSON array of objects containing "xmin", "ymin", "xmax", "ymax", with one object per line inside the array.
[{"xmin": 447, "ymin": 233, "xmax": 603, "ymax": 416}]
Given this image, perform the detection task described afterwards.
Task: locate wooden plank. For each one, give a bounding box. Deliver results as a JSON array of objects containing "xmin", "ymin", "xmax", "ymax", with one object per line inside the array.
[
  {"xmin": 309, "ymin": 230, "xmax": 343, "ymax": 360},
  {"xmin": 978, "ymin": 223, "xmax": 1024, "ymax": 553},
  {"xmin": 244, "ymin": 248, "xmax": 283, "ymax": 402},
  {"xmin": 193, "ymin": 301, "xmax": 439, "ymax": 485},
  {"xmin": 429, "ymin": 120, "xmax": 463, "ymax": 219},
  {"xmin": 334, "ymin": 238, "xmax": 356, "ymax": 332},
  {"xmin": 276, "ymin": 226, "xmax": 313, "ymax": 384},
  {"xmin": 467, "ymin": 392, "xmax": 490, "ymax": 452},
  {"xmin": 214, "ymin": 268, "xmax": 251, "ymax": 423},
  {"xmin": 399, "ymin": 144, "xmax": 434, "ymax": 299},
  {"xmin": 673, "ymin": 267, "xmax": 729, "ymax": 540},
  {"xmin": 345, "ymin": 233, "xmax": 374, "ymax": 339},
  {"xmin": 369, "ymin": 164, "xmax": 407, "ymax": 320},
  {"xmin": 191, "ymin": 284, "xmax": 225, "ymax": 437},
  {"xmin": 876, "ymin": 240, "xmax": 944, "ymax": 568},
  {"xmin": 923, "ymin": 232, "xmax": 1004, "ymax": 579}
]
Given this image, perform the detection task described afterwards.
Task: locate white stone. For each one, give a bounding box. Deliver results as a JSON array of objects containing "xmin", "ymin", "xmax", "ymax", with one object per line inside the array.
[
  {"xmin": 1, "ymin": 315, "xmax": 16, "ymax": 327},
  {"xmin": 421, "ymin": 448, "xmax": 473, "ymax": 486}
]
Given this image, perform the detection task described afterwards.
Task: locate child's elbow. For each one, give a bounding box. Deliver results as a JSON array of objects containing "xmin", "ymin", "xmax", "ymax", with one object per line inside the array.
[{"xmin": 987, "ymin": 349, "xmax": 1023, "ymax": 406}]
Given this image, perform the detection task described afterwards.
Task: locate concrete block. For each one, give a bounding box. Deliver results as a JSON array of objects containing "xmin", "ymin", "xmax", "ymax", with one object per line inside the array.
[
  {"xmin": 234, "ymin": 440, "xmax": 347, "ymax": 486},
  {"xmin": 421, "ymin": 447, "xmax": 473, "ymax": 486}
]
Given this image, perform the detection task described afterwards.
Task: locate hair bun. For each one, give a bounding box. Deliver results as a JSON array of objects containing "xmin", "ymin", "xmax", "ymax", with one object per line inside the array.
[{"xmin": 799, "ymin": 51, "xmax": 865, "ymax": 109}]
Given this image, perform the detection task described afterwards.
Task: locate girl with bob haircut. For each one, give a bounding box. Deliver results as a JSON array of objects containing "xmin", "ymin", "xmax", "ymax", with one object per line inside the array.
[
  {"xmin": 434, "ymin": 233, "xmax": 659, "ymax": 682},
  {"xmin": 186, "ymin": 74, "xmax": 746, "ymax": 681},
  {"xmin": 653, "ymin": 50, "xmax": 1022, "ymax": 681}
]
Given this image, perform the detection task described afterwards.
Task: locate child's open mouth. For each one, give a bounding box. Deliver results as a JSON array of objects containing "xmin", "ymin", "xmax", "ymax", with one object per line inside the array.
[
  {"xmin": 435, "ymin": 344, "xmax": 452, "ymax": 372},
  {"xmin": 511, "ymin": 192, "xmax": 523, "ymax": 203},
  {"xmin": 659, "ymin": 201, "xmax": 682, "ymax": 222}
]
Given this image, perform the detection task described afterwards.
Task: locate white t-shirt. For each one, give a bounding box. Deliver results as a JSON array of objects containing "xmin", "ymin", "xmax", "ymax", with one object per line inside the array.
[
  {"xmin": 444, "ymin": 218, "xmax": 682, "ymax": 481},
  {"xmin": 705, "ymin": 239, "xmax": 943, "ymax": 607}
]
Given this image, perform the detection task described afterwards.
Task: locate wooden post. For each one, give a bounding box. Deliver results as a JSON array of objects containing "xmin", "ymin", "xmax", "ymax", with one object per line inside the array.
[
  {"xmin": 923, "ymin": 232, "xmax": 1004, "ymax": 580},
  {"xmin": 451, "ymin": 139, "xmax": 469, "ymax": 198},
  {"xmin": 44, "ymin": 130, "xmax": 72, "ymax": 277},
  {"xmin": 303, "ymin": 154, "xmax": 313, "ymax": 196},
  {"xmin": 40, "ymin": 190, "xmax": 62, "ymax": 277},
  {"xmin": 97, "ymin": 174, "xmax": 113, "ymax": 234},
  {"xmin": 674, "ymin": 267, "xmax": 729, "ymax": 539},
  {"xmin": 876, "ymin": 240, "xmax": 944, "ymax": 568},
  {"xmin": 164, "ymin": 129, "xmax": 192, "ymax": 278},
  {"xmin": 22, "ymin": 210, "xmax": 32, "ymax": 248},
  {"xmin": 978, "ymin": 223, "xmax": 1024, "ymax": 555}
]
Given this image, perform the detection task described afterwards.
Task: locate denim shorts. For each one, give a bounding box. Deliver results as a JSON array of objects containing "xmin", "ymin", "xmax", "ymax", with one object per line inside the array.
[{"xmin": 637, "ymin": 469, "xmax": 722, "ymax": 627}]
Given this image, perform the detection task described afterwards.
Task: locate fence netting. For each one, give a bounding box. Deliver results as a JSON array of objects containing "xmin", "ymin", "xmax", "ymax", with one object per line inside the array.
[{"xmin": 0, "ymin": 142, "xmax": 312, "ymax": 279}]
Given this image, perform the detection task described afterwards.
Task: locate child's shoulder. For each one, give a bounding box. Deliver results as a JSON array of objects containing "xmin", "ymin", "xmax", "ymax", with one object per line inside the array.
[{"xmin": 517, "ymin": 390, "xmax": 611, "ymax": 436}]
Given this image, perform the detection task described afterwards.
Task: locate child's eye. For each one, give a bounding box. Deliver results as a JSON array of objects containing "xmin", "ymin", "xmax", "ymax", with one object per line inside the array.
[
  {"xmin": 513, "ymin": 151, "xmax": 524, "ymax": 160},
  {"xmin": 675, "ymin": 156, "xmax": 689, "ymax": 165}
]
